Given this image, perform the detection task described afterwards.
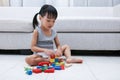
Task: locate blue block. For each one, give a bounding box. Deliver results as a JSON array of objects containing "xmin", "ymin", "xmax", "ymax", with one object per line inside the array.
[
  {"xmin": 51, "ymin": 63, "xmax": 55, "ymax": 67},
  {"xmin": 54, "ymin": 66, "xmax": 61, "ymax": 70},
  {"xmin": 36, "ymin": 66, "xmax": 42, "ymax": 69},
  {"xmin": 48, "ymin": 66, "xmax": 53, "ymax": 69},
  {"xmin": 26, "ymin": 70, "xmax": 32, "ymax": 75},
  {"xmin": 55, "ymin": 58, "xmax": 59, "ymax": 62}
]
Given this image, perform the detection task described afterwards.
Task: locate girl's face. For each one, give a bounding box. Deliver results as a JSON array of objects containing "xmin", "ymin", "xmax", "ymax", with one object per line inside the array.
[{"xmin": 40, "ymin": 14, "xmax": 56, "ymax": 30}]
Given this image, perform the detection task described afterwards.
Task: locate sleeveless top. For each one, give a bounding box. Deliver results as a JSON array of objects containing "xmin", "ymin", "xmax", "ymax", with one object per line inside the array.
[{"xmin": 35, "ymin": 26, "xmax": 57, "ymax": 50}]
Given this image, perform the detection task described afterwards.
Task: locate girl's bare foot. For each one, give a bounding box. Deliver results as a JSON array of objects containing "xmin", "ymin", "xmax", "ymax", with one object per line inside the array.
[{"xmin": 66, "ymin": 58, "xmax": 83, "ymax": 63}]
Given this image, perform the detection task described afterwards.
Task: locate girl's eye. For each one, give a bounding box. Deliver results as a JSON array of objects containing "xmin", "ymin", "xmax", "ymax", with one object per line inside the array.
[
  {"xmin": 46, "ymin": 19, "xmax": 55, "ymax": 23},
  {"xmin": 47, "ymin": 20, "xmax": 50, "ymax": 22},
  {"xmin": 53, "ymin": 21, "xmax": 55, "ymax": 23}
]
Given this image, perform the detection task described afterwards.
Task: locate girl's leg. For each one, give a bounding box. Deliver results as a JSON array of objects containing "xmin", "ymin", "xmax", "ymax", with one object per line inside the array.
[
  {"xmin": 62, "ymin": 44, "xmax": 83, "ymax": 63},
  {"xmin": 61, "ymin": 44, "xmax": 71, "ymax": 59},
  {"xmin": 25, "ymin": 54, "xmax": 49, "ymax": 66}
]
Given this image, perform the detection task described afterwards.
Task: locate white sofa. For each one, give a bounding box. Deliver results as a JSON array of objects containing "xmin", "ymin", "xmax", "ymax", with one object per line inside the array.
[{"xmin": 0, "ymin": 5, "xmax": 120, "ymax": 51}]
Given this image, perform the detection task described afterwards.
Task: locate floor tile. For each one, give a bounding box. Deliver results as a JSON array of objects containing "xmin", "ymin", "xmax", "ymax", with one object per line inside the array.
[
  {"xmin": 1, "ymin": 55, "xmax": 120, "ymax": 80},
  {"xmin": 83, "ymin": 56, "xmax": 120, "ymax": 80},
  {"xmin": 47, "ymin": 63, "xmax": 96, "ymax": 80}
]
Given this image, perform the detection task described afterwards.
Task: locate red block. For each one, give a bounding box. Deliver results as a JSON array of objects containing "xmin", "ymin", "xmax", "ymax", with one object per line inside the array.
[
  {"xmin": 32, "ymin": 69, "xmax": 42, "ymax": 73},
  {"xmin": 44, "ymin": 68, "xmax": 55, "ymax": 73},
  {"xmin": 61, "ymin": 65, "xmax": 65, "ymax": 70},
  {"xmin": 38, "ymin": 62, "xmax": 50, "ymax": 66},
  {"xmin": 50, "ymin": 54, "xmax": 55, "ymax": 59}
]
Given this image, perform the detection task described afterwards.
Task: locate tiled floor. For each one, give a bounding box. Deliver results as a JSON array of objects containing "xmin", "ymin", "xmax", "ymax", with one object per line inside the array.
[{"xmin": 0, "ymin": 54, "xmax": 120, "ymax": 80}]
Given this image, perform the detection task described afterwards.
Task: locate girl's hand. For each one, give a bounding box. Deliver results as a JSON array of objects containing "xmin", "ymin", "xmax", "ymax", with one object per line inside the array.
[
  {"xmin": 44, "ymin": 49, "xmax": 55, "ymax": 56},
  {"xmin": 55, "ymin": 49, "xmax": 62, "ymax": 57}
]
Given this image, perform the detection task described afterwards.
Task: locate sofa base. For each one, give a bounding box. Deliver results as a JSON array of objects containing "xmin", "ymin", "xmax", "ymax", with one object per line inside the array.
[
  {"xmin": 72, "ymin": 50, "xmax": 120, "ymax": 56},
  {"xmin": 0, "ymin": 33, "xmax": 32, "ymax": 49},
  {"xmin": 58, "ymin": 33, "xmax": 120, "ymax": 50},
  {"xmin": 0, "ymin": 49, "xmax": 120, "ymax": 56},
  {"xmin": 0, "ymin": 49, "xmax": 33, "ymax": 55}
]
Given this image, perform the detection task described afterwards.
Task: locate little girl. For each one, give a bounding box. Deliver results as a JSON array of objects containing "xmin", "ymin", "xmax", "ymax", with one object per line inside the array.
[{"xmin": 25, "ymin": 4, "xmax": 83, "ymax": 66}]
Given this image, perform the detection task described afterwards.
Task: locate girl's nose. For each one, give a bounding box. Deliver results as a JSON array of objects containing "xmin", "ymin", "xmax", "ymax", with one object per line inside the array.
[{"xmin": 50, "ymin": 22, "xmax": 54, "ymax": 26}]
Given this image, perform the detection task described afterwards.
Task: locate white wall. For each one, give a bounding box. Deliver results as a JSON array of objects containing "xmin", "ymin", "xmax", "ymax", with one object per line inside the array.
[
  {"xmin": 8, "ymin": 0, "xmax": 120, "ymax": 7},
  {"xmin": 88, "ymin": 0, "xmax": 113, "ymax": 7},
  {"xmin": 23, "ymin": 0, "xmax": 45, "ymax": 7},
  {"xmin": 0, "ymin": 0, "xmax": 9, "ymax": 6},
  {"xmin": 72, "ymin": 0, "xmax": 87, "ymax": 7},
  {"xmin": 113, "ymin": 0, "xmax": 120, "ymax": 6},
  {"xmin": 10, "ymin": 0, "xmax": 22, "ymax": 6}
]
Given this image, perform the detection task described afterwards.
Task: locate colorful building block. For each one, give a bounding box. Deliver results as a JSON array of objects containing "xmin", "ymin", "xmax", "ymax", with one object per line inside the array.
[
  {"xmin": 44, "ymin": 68, "xmax": 55, "ymax": 73},
  {"xmin": 50, "ymin": 58, "xmax": 55, "ymax": 63},
  {"xmin": 24, "ymin": 67, "xmax": 32, "ymax": 71},
  {"xmin": 54, "ymin": 66, "xmax": 61, "ymax": 70},
  {"xmin": 25, "ymin": 53, "xmax": 66, "ymax": 75},
  {"xmin": 61, "ymin": 65, "xmax": 65, "ymax": 70},
  {"xmin": 55, "ymin": 58, "xmax": 59, "ymax": 62},
  {"xmin": 38, "ymin": 62, "xmax": 50, "ymax": 66},
  {"xmin": 32, "ymin": 68, "xmax": 42, "ymax": 73},
  {"xmin": 50, "ymin": 54, "xmax": 55, "ymax": 59},
  {"xmin": 26, "ymin": 70, "xmax": 32, "ymax": 75},
  {"xmin": 36, "ymin": 66, "xmax": 42, "ymax": 69}
]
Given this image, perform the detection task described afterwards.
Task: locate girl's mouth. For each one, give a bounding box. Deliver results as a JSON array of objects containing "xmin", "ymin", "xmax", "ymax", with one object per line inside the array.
[{"xmin": 48, "ymin": 26, "xmax": 52, "ymax": 28}]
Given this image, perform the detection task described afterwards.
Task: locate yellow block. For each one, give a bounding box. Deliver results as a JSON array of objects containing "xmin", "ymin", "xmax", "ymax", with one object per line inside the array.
[
  {"xmin": 50, "ymin": 59, "xmax": 55, "ymax": 63},
  {"xmin": 60, "ymin": 62, "xmax": 65, "ymax": 66}
]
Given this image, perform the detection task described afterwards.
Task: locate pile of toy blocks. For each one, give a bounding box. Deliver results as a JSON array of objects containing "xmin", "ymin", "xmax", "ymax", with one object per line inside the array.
[{"xmin": 25, "ymin": 54, "xmax": 65, "ymax": 75}]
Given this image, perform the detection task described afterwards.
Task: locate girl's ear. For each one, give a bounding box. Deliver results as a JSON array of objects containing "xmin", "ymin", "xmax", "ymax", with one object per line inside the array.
[
  {"xmin": 39, "ymin": 15, "xmax": 42, "ymax": 20},
  {"xmin": 37, "ymin": 14, "xmax": 41, "ymax": 24}
]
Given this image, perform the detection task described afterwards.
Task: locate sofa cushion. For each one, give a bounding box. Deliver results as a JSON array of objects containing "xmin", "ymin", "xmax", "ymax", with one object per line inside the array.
[
  {"xmin": 54, "ymin": 17, "xmax": 120, "ymax": 33},
  {"xmin": 0, "ymin": 20, "xmax": 33, "ymax": 32}
]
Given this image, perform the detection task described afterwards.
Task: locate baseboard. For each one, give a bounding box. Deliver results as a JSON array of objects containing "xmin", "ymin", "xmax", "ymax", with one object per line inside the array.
[
  {"xmin": 0, "ymin": 49, "xmax": 120, "ymax": 56},
  {"xmin": 0, "ymin": 49, "xmax": 33, "ymax": 55},
  {"xmin": 71, "ymin": 50, "xmax": 120, "ymax": 56}
]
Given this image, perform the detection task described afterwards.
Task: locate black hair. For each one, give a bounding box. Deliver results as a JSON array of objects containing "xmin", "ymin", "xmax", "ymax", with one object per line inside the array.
[{"xmin": 32, "ymin": 4, "xmax": 58, "ymax": 29}]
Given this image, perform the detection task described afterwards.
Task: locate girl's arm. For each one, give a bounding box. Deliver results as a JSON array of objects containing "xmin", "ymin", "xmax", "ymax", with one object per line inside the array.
[
  {"xmin": 31, "ymin": 30, "xmax": 54, "ymax": 55},
  {"xmin": 54, "ymin": 35, "xmax": 62, "ymax": 56},
  {"xmin": 31, "ymin": 30, "xmax": 45, "ymax": 52}
]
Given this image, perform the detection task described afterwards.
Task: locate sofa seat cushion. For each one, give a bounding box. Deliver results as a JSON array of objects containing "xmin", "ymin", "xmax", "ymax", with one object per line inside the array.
[
  {"xmin": 54, "ymin": 17, "xmax": 120, "ymax": 33},
  {"xmin": 0, "ymin": 20, "xmax": 33, "ymax": 32}
]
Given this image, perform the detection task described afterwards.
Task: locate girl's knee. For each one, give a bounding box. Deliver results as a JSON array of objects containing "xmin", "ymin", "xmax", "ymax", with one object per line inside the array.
[
  {"xmin": 63, "ymin": 44, "xmax": 70, "ymax": 49},
  {"xmin": 25, "ymin": 56, "xmax": 30, "ymax": 63},
  {"xmin": 25, "ymin": 56, "xmax": 31, "ymax": 65},
  {"xmin": 25, "ymin": 56, "xmax": 36, "ymax": 66}
]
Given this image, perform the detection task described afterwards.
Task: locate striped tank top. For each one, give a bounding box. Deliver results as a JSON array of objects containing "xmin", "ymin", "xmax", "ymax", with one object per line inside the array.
[{"xmin": 35, "ymin": 26, "xmax": 57, "ymax": 50}]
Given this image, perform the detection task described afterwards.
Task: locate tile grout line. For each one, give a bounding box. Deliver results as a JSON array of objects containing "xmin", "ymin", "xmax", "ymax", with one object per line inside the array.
[
  {"xmin": 82, "ymin": 56, "xmax": 99, "ymax": 80},
  {"xmin": 0, "ymin": 62, "xmax": 19, "ymax": 79}
]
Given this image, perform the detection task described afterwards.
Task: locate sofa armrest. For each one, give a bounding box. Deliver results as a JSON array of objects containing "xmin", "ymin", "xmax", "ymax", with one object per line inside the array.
[{"xmin": 113, "ymin": 4, "xmax": 120, "ymax": 17}]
